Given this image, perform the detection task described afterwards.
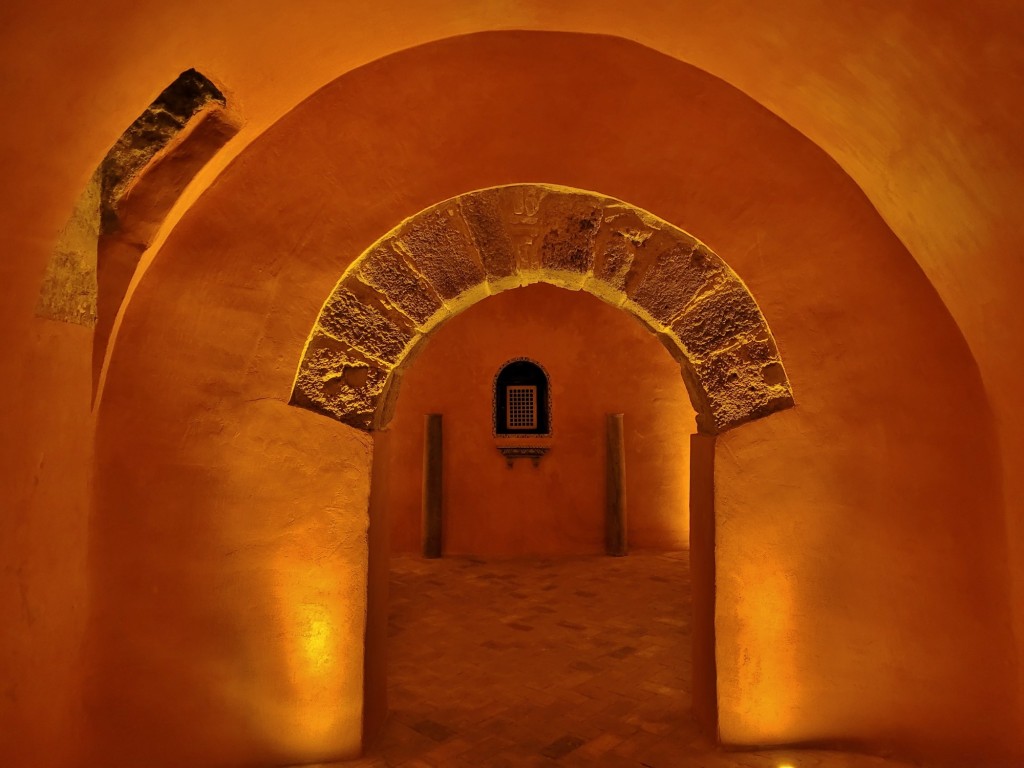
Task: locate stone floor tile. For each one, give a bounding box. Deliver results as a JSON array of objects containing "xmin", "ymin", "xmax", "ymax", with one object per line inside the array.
[{"xmin": 334, "ymin": 553, "xmax": 928, "ymax": 768}]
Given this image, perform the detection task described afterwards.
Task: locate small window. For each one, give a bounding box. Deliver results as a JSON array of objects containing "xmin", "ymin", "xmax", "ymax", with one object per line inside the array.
[{"xmin": 495, "ymin": 359, "xmax": 550, "ymax": 436}]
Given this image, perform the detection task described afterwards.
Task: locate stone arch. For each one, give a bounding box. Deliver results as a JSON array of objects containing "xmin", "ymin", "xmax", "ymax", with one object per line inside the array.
[
  {"xmin": 291, "ymin": 183, "xmax": 793, "ymax": 434},
  {"xmin": 35, "ymin": 68, "xmax": 239, "ymax": 397}
]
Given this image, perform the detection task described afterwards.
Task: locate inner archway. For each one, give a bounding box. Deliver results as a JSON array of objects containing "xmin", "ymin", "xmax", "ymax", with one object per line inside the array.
[
  {"xmin": 290, "ymin": 184, "xmax": 794, "ymax": 436},
  {"xmin": 371, "ymin": 281, "xmax": 697, "ymax": 763},
  {"xmin": 290, "ymin": 183, "xmax": 795, "ymax": 751},
  {"xmin": 387, "ymin": 282, "xmax": 695, "ymax": 556}
]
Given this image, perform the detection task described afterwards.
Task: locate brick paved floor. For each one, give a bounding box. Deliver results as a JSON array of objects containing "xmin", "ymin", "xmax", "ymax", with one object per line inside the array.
[{"xmin": 327, "ymin": 552, "xmax": 921, "ymax": 768}]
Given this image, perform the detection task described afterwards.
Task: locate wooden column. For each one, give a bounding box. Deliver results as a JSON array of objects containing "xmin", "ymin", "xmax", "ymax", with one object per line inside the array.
[
  {"xmin": 422, "ymin": 414, "xmax": 443, "ymax": 558},
  {"xmin": 690, "ymin": 432, "xmax": 719, "ymax": 738},
  {"xmin": 605, "ymin": 413, "xmax": 627, "ymax": 556}
]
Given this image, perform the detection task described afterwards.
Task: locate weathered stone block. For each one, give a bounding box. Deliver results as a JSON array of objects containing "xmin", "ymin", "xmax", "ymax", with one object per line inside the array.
[
  {"xmin": 627, "ymin": 239, "xmax": 721, "ymax": 326},
  {"xmin": 101, "ymin": 69, "xmax": 227, "ymax": 232},
  {"xmin": 694, "ymin": 338, "xmax": 793, "ymax": 431},
  {"xmin": 536, "ymin": 194, "xmax": 603, "ymax": 276},
  {"xmin": 292, "ymin": 333, "xmax": 392, "ymax": 430},
  {"xmin": 459, "ymin": 190, "xmax": 516, "ymax": 280},
  {"xmin": 671, "ymin": 281, "xmax": 765, "ymax": 361},
  {"xmin": 356, "ymin": 242, "xmax": 444, "ymax": 327},
  {"xmin": 592, "ymin": 205, "xmax": 656, "ymax": 292},
  {"xmin": 317, "ymin": 279, "xmax": 416, "ymax": 365},
  {"xmin": 396, "ymin": 207, "xmax": 486, "ymax": 300},
  {"xmin": 37, "ymin": 170, "xmax": 101, "ymax": 326},
  {"xmin": 490, "ymin": 185, "xmax": 551, "ymax": 273}
]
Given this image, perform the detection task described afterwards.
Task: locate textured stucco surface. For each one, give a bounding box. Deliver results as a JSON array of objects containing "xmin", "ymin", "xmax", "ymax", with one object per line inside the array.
[{"xmin": 92, "ymin": 363, "xmax": 373, "ymax": 766}]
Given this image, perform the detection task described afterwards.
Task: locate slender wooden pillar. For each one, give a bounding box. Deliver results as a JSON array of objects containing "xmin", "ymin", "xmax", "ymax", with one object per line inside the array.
[
  {"xmin": 605, "ymin": 413, "xmax": 627, "ymax": 556},
  {"xmin": 690, "ymin": 432, "xmax": 719, "ymax": 738},
  {"xmin": 422, "ymin": 414, "xmax": 443, "ymax": 558}
]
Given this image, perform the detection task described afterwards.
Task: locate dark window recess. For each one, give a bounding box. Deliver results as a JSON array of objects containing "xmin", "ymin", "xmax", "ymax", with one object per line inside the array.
[{"xmin": 495, "ymin": 360, "xmax": 550, "ymax": 435}]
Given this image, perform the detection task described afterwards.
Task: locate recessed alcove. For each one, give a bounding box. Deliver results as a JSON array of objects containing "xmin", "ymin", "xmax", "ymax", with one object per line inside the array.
[
  {"xmin": 382, "ymin": 282, "xmax": 695, "ymax": 556},
  {"xmin": 365, "ymin": 280, "xmax": 697, "ymax": 761}
]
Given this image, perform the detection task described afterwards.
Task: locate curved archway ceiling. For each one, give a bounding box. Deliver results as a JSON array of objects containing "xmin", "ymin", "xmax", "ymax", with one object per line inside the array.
[
  {"xmin": 291, "ymin": 184, "xmax": 794, "ymax": 434},
  {"xmin": 20, "ymin": 8, "xmax": 1019, "ymax": 372},
  {"xmin": 29, "ymin": 18, "xmax": 1019, "ymax": 432}
]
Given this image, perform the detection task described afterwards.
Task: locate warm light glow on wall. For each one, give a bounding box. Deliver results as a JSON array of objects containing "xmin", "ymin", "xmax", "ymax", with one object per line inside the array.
[
  {"xmin": 733, "ymin": 567, "xmax": 797, "ymax": 736},
  {"xmin": 299, "ymin": 605, "xmax": 337, "ymax": 673},
  {"xmin": 265, "ymin": 553, "xmax": 366, "ymax": 759}
]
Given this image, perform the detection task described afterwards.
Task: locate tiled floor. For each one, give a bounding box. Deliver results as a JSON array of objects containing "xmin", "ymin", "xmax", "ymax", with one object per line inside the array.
[{"xmin": 334, "ymin": 552, "xmax": 920, "ymax": 768}]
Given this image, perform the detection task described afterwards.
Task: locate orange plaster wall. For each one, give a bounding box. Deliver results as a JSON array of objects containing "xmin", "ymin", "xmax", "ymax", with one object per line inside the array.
[
  {"xmin": 0, "ymin": 323, "xmax": 92, "ymax": 768},
  {"xmin": 384, "ymin": 283, "xmax": 693, "ymax": 556},
  {"xmin": 0, "ymin": 29, "xmax": 1017, "ymax": 768},
  {"xmin": 81, "ymin": 32, "xmax": 1015, "ymax": 766},
  {"xmin": 2, "ymin": 7, "xmax": 1024, "ymax": 763},
  {"xmin": 88, "ymin": 300, "xmax": 374, "ymax": 766}
]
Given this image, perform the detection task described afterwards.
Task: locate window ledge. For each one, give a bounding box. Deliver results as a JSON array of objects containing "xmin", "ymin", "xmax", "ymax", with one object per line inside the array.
[{"xmin": 496, "ymin": 445, "xmax": 549, "ymax": 468}]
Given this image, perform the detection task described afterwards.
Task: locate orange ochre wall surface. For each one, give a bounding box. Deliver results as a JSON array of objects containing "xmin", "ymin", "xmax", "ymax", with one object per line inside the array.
[
  {"xmin": 383, "ymin": 283, "xmax": 694, "ymax": 556},
  {"xmin": 62, "ymin": 32, "xmax": 1024, "ymax": 767},
  {"xmin": 0, "ymin": 24, "xmax": 1021, "ymax": 768}
]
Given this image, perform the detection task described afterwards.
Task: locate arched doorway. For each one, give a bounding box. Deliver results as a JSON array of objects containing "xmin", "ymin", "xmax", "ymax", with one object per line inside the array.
[
  {"xmin": 289, "ymin": 183, "xmax": 795, "ymax": 749},
  {"xmin": 375, "ymin": 280, "xmax": 697, "ymax": 763}
]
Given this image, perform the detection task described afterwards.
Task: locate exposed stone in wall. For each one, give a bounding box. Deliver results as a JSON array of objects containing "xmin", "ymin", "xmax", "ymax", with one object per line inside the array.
[
  {"xmin": 37, "ymin": 69, "xmax": 237, "ymax": 402},
  {"xmin": 356, "ymin": 243, "xmax": 445, "ymax": 327},
  {"xmin": 694, "ymin": 336, "xmax": 791, "ymax": 433},
  {"xmin": 671, "ymin": 281, "xmax": 764, "ymax": 360},
  {"xmin": 590, "ymin": 204, "xmax": 653, "ymax": 293},
  {"xmin": 395, "ymin": 207, "xmax": 486, "ymax": 301},
  {"xmin": 292, "ymin": 184, "xmax": 794, "ymax": 433},
  {"xmin": 292, "ymin": 333, "xmax": 390, "ymax": 430},
  {"xmin": 458, "ymin": 190, "xmax": 516, "ymax": 283},
  {"xmin": 36, "ymin": 171, "xmax": 101, "ymax": 326},
  {"xmin": 318, "ymin": 281, "xmax": 416, "ymax": 365},
  {"xmin": 536, "ymin": 193, "xmax": 603, "ymax": 279},
  {"xmin": 626, "ymin": 239, "xmax": 719, "ymax": 326},
  {"xmin": 100, "ymin": 69, "xmax": 226, "ymax": 233}
]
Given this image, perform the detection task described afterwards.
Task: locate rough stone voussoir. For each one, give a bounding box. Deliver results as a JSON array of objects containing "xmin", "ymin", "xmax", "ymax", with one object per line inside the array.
[
  {"xmin": 292, "ymin": 333, "xmax": 391, "ymax": 431},
  {"xmin": 695, "ymin": 339, "xmax": 794, "ymax": 431},
  {"xmin": 357, "ymin": 241, "xmax": 444, "ymax": 327},
  {"xmin": 490, "ymin": 185, "xmax": 551, "ymax": 272},
  {"xmin": 592, "ymin": 205, "xmax": 657, "ymax": 291},
  {"xmin": 536, "ymin": 194, "xmax": 604, "ymax": 275},
  {"xmin": 627, "ymin": 239, "xmax": 721, "ymax": 326},
  {"xmin": 671, "ymin": 281, "xmax": 767, "ymax": 361},
  {"xmin": 459, "ymin": 190, "xmax": 517, "ymax": 280},
  {"xmin": 708, "ymin": 387, "xmax": 794, "ymax": 432},
  {"xmin": 318, "ymin": 280, "xmax": 416, "ymax": 365},
  {"xmin": 396, "ymin": 207, "xmax": 486, "ymax": 300}
]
